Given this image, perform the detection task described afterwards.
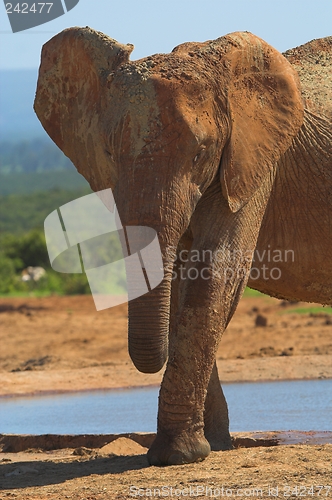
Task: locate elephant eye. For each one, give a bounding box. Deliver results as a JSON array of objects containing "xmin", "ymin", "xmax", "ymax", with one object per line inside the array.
[
  {"xmin": 105, "ymin": 150, "xmax": 114, "ymax": 162},
  {"xmin": 193, "ymin": 147, "xmax": 206, "ymax": 164}
]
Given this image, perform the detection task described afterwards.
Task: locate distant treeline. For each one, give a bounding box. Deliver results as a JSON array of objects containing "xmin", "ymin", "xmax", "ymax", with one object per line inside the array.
[
  {"xmin": 0, "ymin": 137, "xmax": 73, "ymax": 174},
  {"xmin": 0, "ymin": 169, "xmax": 89, "ymax": 196},
  {"xmin": 0, "ymin": 187, "xmax": 92, "ymax": 234}
]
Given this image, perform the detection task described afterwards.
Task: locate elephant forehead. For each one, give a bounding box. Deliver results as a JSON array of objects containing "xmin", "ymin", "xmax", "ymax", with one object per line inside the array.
[
  {"xmin": 107, "ymin": 58, "xmax": 217, "ymax": 159},
  {"xmin": 116, "ymin": 87, "xmax": 209, "ymax": 142},
  {"xmin": 108, "ymin": 76, "xmax": 163, "ymax": 157}
]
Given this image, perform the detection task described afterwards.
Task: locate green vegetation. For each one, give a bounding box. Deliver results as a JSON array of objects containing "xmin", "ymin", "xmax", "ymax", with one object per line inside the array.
[
  {"xmin": 281, "ymin": 306, "xmax": 332, "ymax": 315},
  {"xmin": 0, "ymin": 227, "xmax": 126, "ymax": 297},
  {"xmin": 0, "ymin": 229, "xmax": 91, "ymax": 296},
  {"xmin": 0, "ymin": 290, "xmax": 53, "ymax": 298},
  {"xmin": 0, "ymin": 187, "xmax": 92, "ymax": 234},
  {"xmin": 0, "ymin": 188, "xmax": 126, "ymax": 297},
  {"xmin": 243, "ymin": 287, "xmax": 266, "ymax": 297},
  {"xmin": 0, "ymin": 136, "xmax": 131, "ymax": 298},
  {"xmin": 0, "ymin": 169, "xmax": 89, "ymax": 196},
  {"xmin": 0, "ymin": 138, "xmax": 101, "ymax": 297},
  {"xmin": 0, "ymin": 229, "xmax": 90, "ymax": 295}
]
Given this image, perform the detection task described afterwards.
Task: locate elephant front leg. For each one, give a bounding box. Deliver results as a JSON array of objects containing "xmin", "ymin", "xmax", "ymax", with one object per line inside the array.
[
  {"xmin": 148, "ymin": 346, "xmax": 232, "ymax": 465},
  {"xmin": 147, "ymin": 305, "xmax": 215, "ymax": 466},
  {"xmin": 170, "ymin": 250, "xmax": 232, "ymax": 454},
  {"xmin": 204, "ymin": 361, "xmax": 232, "ymax": 451},
  {"xmin": 148, "ymin": 270, "xmax": 233, "ymax": 466}
]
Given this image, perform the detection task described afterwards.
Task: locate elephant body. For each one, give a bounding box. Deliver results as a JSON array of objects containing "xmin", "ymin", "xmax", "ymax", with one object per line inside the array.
[
  {"xmin": 251, "ymin": 39, "xmax": 332, "ymax": 303},
  {"xmin": 252, "ymin": 110, "xmax": 332, "ymax": 303},
  {"xmin": 34, "ymin": 29, "xmax": 332, "ymax": 465}
]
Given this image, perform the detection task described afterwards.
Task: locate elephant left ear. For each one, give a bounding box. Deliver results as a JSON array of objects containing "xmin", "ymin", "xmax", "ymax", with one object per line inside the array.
[
  {"xmin": 34, "ymin": 27, "xmax": 134, "ymax": 190},
  {"xmin": 219, "ymin": 32, "xmax": 304, "ymax": 212}
]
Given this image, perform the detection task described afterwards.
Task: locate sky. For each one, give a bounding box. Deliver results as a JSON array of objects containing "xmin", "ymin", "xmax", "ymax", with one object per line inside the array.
[{"xmin": 0, "ymin": 0, "xmax": 331, "ymax": 70}]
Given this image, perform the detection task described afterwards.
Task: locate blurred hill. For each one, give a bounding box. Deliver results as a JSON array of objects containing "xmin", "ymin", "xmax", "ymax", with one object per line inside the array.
[
  {"xmin": 0, "ymin": 69, "xmax": 45, "ymax": 141},
  {"xmin": 0, "ymin": 169, "xmax": 90, "ymax": 196},
  {"xmin": 0, "ymin": 138, "xmax": 74, "ymax": 175},
  {"xmin": 0, "ymin": 187, "xmax": 92, "ymax": 234}
]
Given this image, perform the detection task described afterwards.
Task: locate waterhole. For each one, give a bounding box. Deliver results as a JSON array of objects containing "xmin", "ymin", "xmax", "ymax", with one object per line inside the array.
[{"xmin": 0, "ymin": 379, "xmax": 331, "ymax": 435}]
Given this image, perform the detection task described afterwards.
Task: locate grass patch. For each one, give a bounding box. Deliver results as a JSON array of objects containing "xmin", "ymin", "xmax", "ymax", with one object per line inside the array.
[
  {"xmin": 0, "ymin": 290, "xmax": 56, "ymax": 298},
  {"xmin": 281, "ymin": 306, "xmax": 332, "ymax": 315},
  {"xmin": 243, "ymin": 287, "xmax": 267, "ymax": 298}
]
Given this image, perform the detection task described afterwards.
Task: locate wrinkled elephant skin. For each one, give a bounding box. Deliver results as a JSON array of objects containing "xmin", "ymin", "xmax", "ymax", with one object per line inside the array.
[{"xmin": 34, "ymin": 28, "xmax": 332, "ymax": 465}]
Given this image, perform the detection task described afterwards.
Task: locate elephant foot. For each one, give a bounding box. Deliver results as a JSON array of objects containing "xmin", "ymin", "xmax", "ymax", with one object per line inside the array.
[
  {"xmin": 204, "ymin": 429, "xmax": 233, "ymax": 451},
  {"xmin": 147, "ymin": 430, "xmax": 211, "ymax": 466}
]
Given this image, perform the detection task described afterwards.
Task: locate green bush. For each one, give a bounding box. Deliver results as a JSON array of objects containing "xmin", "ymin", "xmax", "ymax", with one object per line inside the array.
[
  {"xmin": 0, "ymin": 216, "xmax": 133, "ymax": 297},
  {"xmin": 1, "ymin": 230, "xmax": 49, "ymax": 271},
  {"xmin": 43, "ymin": 271, "xmax": 90, "ymax": 295},
  {"xmin": 0, "ymin": 252, "xmax": 17, "ymax": 293},
  {"xmin": 0, "ymin": 229, "xmax": 102, "ymax": 296}
]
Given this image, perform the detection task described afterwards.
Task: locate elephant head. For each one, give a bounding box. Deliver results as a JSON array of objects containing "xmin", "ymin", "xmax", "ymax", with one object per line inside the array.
[{"xmin": 34, "ymin": 27, "xmax": 304, "ymax": 374}]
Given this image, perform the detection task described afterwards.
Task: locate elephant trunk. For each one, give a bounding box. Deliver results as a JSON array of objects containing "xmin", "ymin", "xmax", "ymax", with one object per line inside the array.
[
  {"xmin": 128, "ymin": 272, "xmax": 172, "ymax": 373},
  {"xmin": 114, "ymin": 170, "xmax": 183, "ymax": 374}
]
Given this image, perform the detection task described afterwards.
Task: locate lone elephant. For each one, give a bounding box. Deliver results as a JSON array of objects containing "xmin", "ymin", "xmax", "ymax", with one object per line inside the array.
[{"xmin": 34, "ymin": 28, "xmax": 332, "ymax": 465}]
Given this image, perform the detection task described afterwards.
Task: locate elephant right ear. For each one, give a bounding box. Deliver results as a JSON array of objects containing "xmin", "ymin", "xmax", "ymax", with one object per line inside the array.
[
  {"xmin": 219, "ymin": 32, "xmax": 304, "ymax": 212},
  {"xmin": 34, "ymin": 27, "xmax": 133, "ymax": 189}
]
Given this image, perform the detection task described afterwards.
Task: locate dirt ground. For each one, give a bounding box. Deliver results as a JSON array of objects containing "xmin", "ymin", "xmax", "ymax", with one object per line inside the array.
[{"xmin": 0, "ymin": 293, "xmax": 331, "ymax": 498}]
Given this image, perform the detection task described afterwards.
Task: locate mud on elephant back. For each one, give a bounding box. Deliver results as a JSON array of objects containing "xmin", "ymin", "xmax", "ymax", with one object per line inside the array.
[{"xmin": 34, "ymin": 28, "xmax": 332, "ymax": 465}]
